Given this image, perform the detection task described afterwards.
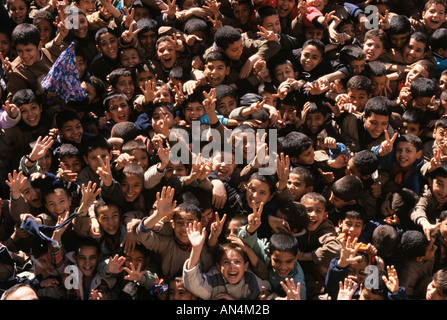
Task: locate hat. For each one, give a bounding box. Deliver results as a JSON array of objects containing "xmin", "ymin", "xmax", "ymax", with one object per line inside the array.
[{"xmin": 329, "ymin": 142, "xmax": 350, "ymax": 160}]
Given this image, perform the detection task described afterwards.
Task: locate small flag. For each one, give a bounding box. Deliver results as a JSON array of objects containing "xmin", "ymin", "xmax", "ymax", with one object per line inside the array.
[{"xmin": 41, "ymin": 42, "xmax": 87, "ymax": 102}]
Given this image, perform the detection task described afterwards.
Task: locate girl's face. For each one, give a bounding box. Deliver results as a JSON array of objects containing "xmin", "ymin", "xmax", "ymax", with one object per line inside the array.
[
  {"xmin": 35, "ymin": 19, "xmax": 53, "ymax": 46},
  {"xmin": 76, "ymin": 246, "xmax": 99, "ymax": 277},
  {"xmin": 9, "ymin": 0, "xmax": 28, "ymax": 24},
  {"xmin": 74, "ymin": 14, "xmax": 89, "ymax": 38},
  {"xmin": 402, "ymin": 38, "xmax": 427, "ymax": 65},
  {"xmin": 121, "ymin": 174, "xmax": 143, "ymax": 202},
  {"xmin": 157, "ymin": 40, "xmax": 178, "ymax": 69},
  {"xmin": 300, "ymin": 45, "xmax": 323, "ymax": 72},
  {"xmin": 0, "ymin": 33, "xmax": 11, "ymax": 58},
  {"xmin": 19, "ymin": 102, "xmax": 42, "ymax": 127},
  {"xmin": 363, "ymin": 36, "xmax": 384, "ymax": 61},
  {"xmin": 246, "ymin": 178, "xmax": 274, "ymax": 210},
  {"xmin": 114, "ymin": 75, "xmax": 135, "ymax": 101},
  {"xmin": 45, "ymin": 189, "xmax": 72, "ymax": 217},
  {"xmin": 218, "ymin": 249, "xmax": 249, "ymax": 284},
  {"xmin": 423, "ymin": 3, "xmax": 446, "ymax": 31},
  {"xmin": 97, "ymin": 204, "xmax": 120, "ymax": 235}
]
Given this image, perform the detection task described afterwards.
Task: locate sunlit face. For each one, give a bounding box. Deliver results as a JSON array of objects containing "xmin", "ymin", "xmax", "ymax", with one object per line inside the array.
[
  {"xmin": 262, "ymin": 14, "xmax": 281, "ymax": 34},
  {"xmin": 19, "ymin": 102, "xmax": 41, "ymax": 127},
  {"xmin": 426, "ymin": 279, "xmax": 447, "ymax": 300},
  {"xmin": 97, "ymin": 32, "xmax": 119, "ymax": 59},
  {"xmin": 270, "ymin": 250, "xmax": 297, "ymax": 278},
  {"xmin": 74, "ymin": 14, "xmax": 88, "ymax": 38},
  {"xmin": 429, "ymin": 176, "xmax": 447, "ymax": 205},
  {"xmin": 16, "ymin": 43, "xmax": 40, "ymax": 66},
  {"xmin": 433, "ymin": 126, "xmax": 447, "ymax": 146},
  {"xmin": 138, "ymin": 30, "xmax": 157, "ymax": 53},
  {"xmin": 262, "ymin": 92, "xmax": 278, "ymax": 108},
  {"xmin": 403, "ymin": 38, "xmax": 427, "ymax": 65},
  {"xmin": 276, "ymin": 0, "xmax": 295, "ymax": 18},
  {"xmin": 218, "ymin": 249, "xmax": 249, "ymax": 284},
  {"xmin": 151, "ymin": 106, "xmax": 177, "ymax": 134},
  {"xmin": 77, "ymin": 0, "xmax": 96, "ymax": 15},
  {"xmin": 20, "ymin": 180, "xmax": 42, "ymax": 208},
  {"xmin": 370, "ymin": 75, "xmax": 387, "ymax": 97},
  {"xmin": 347, "ymin": 258, "xmax": 368, "ymax": 285},
  {"xmin": 222, "ymin": 39, "xmax": 243, "ymax": 61},
  {"xmin": 120, "ymin": 174, "xmax": 143, "ymax": 202},
  {"xmin": 113, "ymin": 75, "xmax": 135, "ymax": 101},
  {"xmin": 60, "ymin": 156, "xmax": 83, "ymax": 174},
  {"xmin": 96, "ymin": 203, "xmax": 120, "ymax": 235},
  {"xmin": 401, "ymin": 121, "xmax": 422, "ymax": 137},
  {"xmin": 423, "ymin": 3, "xmax": 446, "ymax": 31},
  {"xmin": 60, "ymin": 119, "xmax": 83, "ymax": 144},
  {"xmin": 120, "ymin": 48, "xmax": 141, "ymax": 68},
  {"xmin": 171, "ymin": 211, "xmax": 199, "ymax": 243},
  {"xmin": 300, "ymin": 45, "xmax": 323, "ymax": 72},
  {"xmin": 204, "ymin": 60, "xmax": 230, "ymax": 87},
  {"xmin": 363, "ymin": 36, "xmax": 384, "ymax": 61},
  {"xmin": 124, "ymin": 249, "xmax": 146, "ymax": 270},
  {"xmin": 395, "ymin": 141, "xmax": 422, "ymax": 170},
  {"xmin": 129, "ymin": 149, "xmax": 149, "ymax": 171},
  {"xmin": 183, "ymin": 101, "xmax": 205, "ymax": 124},
  {"xmin": 304, "ymin": 27, "xmax": 324, "ymax": 40},
  {"xmin": 217, "ymin": 96, "xmax": 237, "ymax": 118},
  {"xmin": 36, "ymin": 252, "xmax": 57, "ymax": 275},
  {"xmin": 405, "ymin": 64, "xmax": 430, "ymax": 87},
  {"xmin": 305, "ymin": 111, "xmax": 327, "ymax": 134},
  {"xmin": 363, "ymin": 113, "xmax": 389, "ymax": 139},
  {"xmin": 390, "ymin": 32, "xmax": 411, "ymax": 50},
  {"xmin": 350, "ymin": 59, "xmax": 366, "ymax": 75},
  {"xmin": 169, "ymin": 278, "xmax": 197, "ymax": 300},
  {"xmin": 76, "ymin": 55, "xmax": 87, "ymax": 79},
  {"xmin": 296, "ymin": 145, "xmax": 315, "ymax": 165},
  {"xmin": 301, "ymin": 197, "xmax": 327, "ymax": 232},
  {"xmin": 164, "ymin": 162, "xmax": 187, "ymax": 180},
  {"xmin": 233, "ymin": 3, "xmax": 252, "ymax": 25},
  {"xmin": 76, "ymin": 246, "xmax": 99, "ymax": 277},
  {"xmin": 37, "ymin": 149, "xmax": 52, "ymax": 173},
  {"xmin": 287, "ymin": 172, "xmax": 311, "ymax": 201},
  {"xmin": 338, "ymin": 217, "xmax": 364, "ymax": 239},
  {"xmin": 157, "ymin": 40, "xmax": 178, "ymax": 69},
  {"xmin": 246, "ymin": 178, "xmax": 274, "ymax": 210},
  {"xmin": 8, "ymin": 0, "xmax": 28, "ymax": 24},
  {"xmin": 0, "ymin": 33, "xmax": 11, "ymax": 57},
  {"xmin": 35, "ymin": 19, "xmax": 53, "ymax": 47},
  {"xmin": 212, "ymin": 151, "xmax": 237, "ymax": 180},
  {"xmin": 224, "ymin": 219, "xmax": 244, "ymax": 238},
  {"xmin": 83, "ymin": 148, "xmax": 112, "ymax": 173},
  {"xmin": 347, "ymin": 88, "xmax": 370, "ymax": 112},
  {"xmin": 105, "ymin": 96, "xmax": 130, "ymax": 123},
  {"xmin": 273, "ymin": 62, "xmax": 297, "ymax": 84},
  {"xmin": 45, "ymin": 189, "xmax": 72, "ymax": 217}
]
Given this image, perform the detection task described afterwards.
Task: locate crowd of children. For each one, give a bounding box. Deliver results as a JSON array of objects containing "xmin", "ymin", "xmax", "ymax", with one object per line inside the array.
[{"xmin": 2, "ymin": 0, "xmax": 447, "ymax": 302}]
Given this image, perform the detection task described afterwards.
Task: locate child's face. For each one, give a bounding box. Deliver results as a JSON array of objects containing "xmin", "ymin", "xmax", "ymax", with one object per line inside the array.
[
  {"xmin": 225, "ymin": 219, "xmax": 243, "ymax": 238},
  {"xmin": 36, "ymin": 252, "xmax": 57, "ymax": 275},
  {"xmin": 120, "ymin": 48, "xmax": 141, "ymax": 68},
  {"xmin": 45, "ymin": 189, "xmax": 72, "ymax": 217},
  {"xmin": 411, "ymin": 96, "xmax": 431, "ymax": 112},
  {"xmin": 395, "ymin": 141, "xmax": 422, "ymax": 170},
  {"xmin": 262, "ymin": 14, "xmax": 281, "ymax": 34},
  {"xmin": 169, "ymin": 279, "xmax": 197, "ymax": 300},
  {"xmin": 38, "ymin": 149, "xmax": 52, "ymax": 173},
  {"xmin": 276, "ymin": 0, "xmax": 295, "ymax": 18},
  {"xmin": 171, "ymin": 211, "xmax": 199, "ymax": 243},
  {"xmin": 114, "ymin": 75, "xmax": 135, "ymax": 101},
  {"xmin": 338, "ymin": 217, "xmax": 364, "ymax": 239},
  {"xmin": 81, "ymin": 81, "xmax": 97, "ymax": 103},
  {"xmin": 212, "ymin": 151, "xmax": 237, "ymax": 180},
  {"xmin": 138, "ymin": 30, "xmax": 157, "ymax": 53},
  {"xmin": 370, "ymin": 75, "xmax": 387, "ymax": 97},
  {"xmin": 105, "ymin": 96, "xmax": 130, "ymax": 123},
  {"xmin": 182, "ymin": 0, "xmax": 198, "ymax": 9},
  {"xmin": 8, "ymin": 0, "xmax": 28, "ymax": 24},
  {"xmin": 233, "ymin": 3, "xmax": 252, "ymax": 25},
  {"xmin": 121, "ymin": 173, "xmax": 143, "ymax": 202},
  {"xmin": 363, "ymin": 36, "xmax": 384, "ymax": 61},
  {"xmin": 389, "ymin": 32, "xmax": 411, "ymax": 50},
  {"xmin": 402, "ymin": 38, "xmax": 427, "ymax": 65},
  {"xmin": 287, "ymin": 172, "xmax": 312, "ymax": 201},
  {"xmin": 429, "ymin": 176, "xmax": 447, "ymax": 205},
  {"xmin": 134, "ymin": 7, "xmax": 151, "ymax": 21},
  {"xmin": 218, "ymin": 249, "xmax": 249, "ymax": 284},
  {"xmin": 135, "ymin": 70, "xmax": 155, "ymax": 89},
  {"xmin": 164, "ymin": 162, "xmax": 187, "ymax": 179},
  {"xmin": 124, "ymin": 249, "xmax": 146, "ymax": 269},
  {"xmin": 154, "ymin": 86, "xmax": 172, "ymax": 104},
  {"xmin": 222, "ymin": 39, "xmax": 243, "ymax": 61},
  {"xmin": 440, "ymin": 218, "xmax": 447, "ymax": 243},
  {"xmin": 262, "ymin": 92, "xmax": 278, "ymax": 108},
  {"xmin": 405, "ymin": 64, "xmax": 430, "ymax": 87},
  {"xmin": 76, "ymin": 246, "xmax": 99, "ymax": 277},
  {"xmin": 423, "ymin": 3, "xmax": 446, "ymax": 31},
  {"xmin": 339, "ymin": 23, "xmax": 355, "ymax": 38},
  {"xmin": 19, "ymin": 102, "xmax": 42, "ymax": 127},
  {"xmin": 270, "ymin": 250, "xmax": 297, "ymax": 278},
  {"xmin": 20, "ymin": 179, "xmax": 43, "ymax": 208},
  {"xmin": 426, "ymin": 279, "xmax": 447, "ymax": 300},
  {"xmin": 0, "ymin": 33, "xmax": 11, "ymax": 57},
  {"xmin": 433, "ymin": 126, "xmax": 447, "ymax": 146},
  {"xmin": 60, "ymin": 156, "xmax": 83, "ymax": 174},
  {"xmin": 217, "ymin": 96, "xmax": 237, "ymax": 118},
  {"xmin": 246, "ymin": 178, "xmax": 274, "ymax": 210},
  {"xmin": 77, "ymin": 0, "xmax": 96, "ymax": 15},
  {"xmin": 60, "ymin": 119, "xmax": 83, "ymax": 144},
  {"xmin": 16, "ymin": 43, "xmax": 40, "ymax": 66},
  {"xmin": 300, "ymin": 45, "xmax": 323, "ymax": 72},
  {"xmin": 157, "ymin": 40, "xmax": 178, "ymax": 69},
  {"xmin": 129, "ymin": 149, "xmax": 149, "ymax": 171},
  {"xmin": 420, "ymin": 238, "xmax": 437, "ymax": 262},
  {"xmin": 302, "ymin": 197, "xmax": 327, "ymax": 232},
  {"xmin": 350, "ymin": 59, "xmax": 366, "ymax": 75},
  {"xmin": 97, "ymin": 32, "xmax": 119, "ymax": 59},
  {"xmin": 35, "ymin": 19, "xmax": 53, "ymax": 46},
  {"xmin": 84, "ymin": 148, "xmax": 112, "ymax": 173},
  {"xmin": 273, "ymin": 62, "xmax": 297, "ymax": 84},
  {"xmin": 437, "ymin": 74, "xmax": 447, "ymax": 93},
  {"xmin": 329, "ymin": 192, "xmax": 351, "ymax": 209},
  {"xmin": 76, "ymin": 55, "xmax": 87, "ymax": 79},
  {"xmin": 184, "ymin": 101, "xmax": 205, "ymax": 124},
  {"xmin": 305, "ymin": 111, "xmax": 327, "ymax": 134},
  {"xmin": 204, "ymin": 60, "xmax": 230, "ymax": 87},
  {"xmin": 296, "ymin": 145, "xmax": 315, "ymax": 165},
  {"xmin": 304, "ymin": 27, "xmax": 324, "ymax": 41},
  {"xmin": 307, "ymin": 0, "xmax": 325, "ymax": 11},
  {"xmin": 74, "ymin": 14, "xmax": 89, "ymax": 38},
  {"xmin": 359, "ymin": 288, "xmax": 385, "ymax": 300},
  {"xmin": 151, "ymin": 106, "xmax": 177, "ymax": 134},
  {"xmin": 363, "ymin": 112, "xmax": 389, "ymax": 139},
  {"xmin": 97, "ymin": 203, "xmax": 120, "ymax": 235},
  {"xmin": 401, "ymin": 121, "xmax": 422, "ymax": 136}
]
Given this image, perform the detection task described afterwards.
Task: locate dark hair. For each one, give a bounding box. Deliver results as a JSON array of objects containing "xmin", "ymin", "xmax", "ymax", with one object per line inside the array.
[
  {"xmin": 110, "ymin": 121, "xmax": 140, "ymax": 142},
  {"xmin": 82, "ymin": 135, "xmax": 112, "ymax": 155},
  {"xmin": 122, "ymin": 139, "xmax": 147, "ymax": 154},
  {"xmin": 94, "ymin": 27, "xmax": 118, "ymax": 46},
  {"xmin": 256, "ymin": 5, "xmax": 278, "ymax": 25},
  {"xmin": 169, "ymin": 66, "xmax": 188, "ymax": 82},
  {"xmin": 204, "ymin": 50, "xmax": 230, "ymax": 66},
  {"xmin": 281, "ymin": 132, "xmax": 313, "ymax": 158},
  {"xmin": 150, "ymin": 102, "xmax": 176, "ymax": 119},
  {"xmin": 331, "ymin": 175, "xmax": 363, "ymax": 201},
  {"xmin": 184, "ymin": 18, "xmax": 208, "ymax": 34},
  {"xmin": 11, "ymin": 89, "xmax": 37, "ymax": 107},
  {"xmin": 278, "ymin": 201, "xmax": 309, "ymax": 234},
  {"xmin": 269, "ymin": 232, "xmax": 299, "ymax": 256},
  {"xmin": 302, "ymin": 38, "xmax": 325, "ymax": 56},
  {"xmin": 396, "ymin": 133, "xmax": 423, "ymax": 152},
  {"xmin": 389, "ymin": 15, "xmax": 412, "ymax": 35},
  {"xmin": 59, "ymin": 143, "xmax": 83, "ymax": 160},
  {"xmin": 306, "ymin": 101, "xmax": 329, "ymax": 116},
  {"xmin": 400, "ymin": 230, "xmax": 430, "ymax": 259},
  {"xmin": 290, "ymin": 166, "xmax": 315, "ymax": 187},
  {"xmin": 351, "ymin": 150, "xmax": 379, "ymax": 177},
  {"xmin": 249, "ymin": 172, "xmax": 277, "ymax": 195},
  {"xmin": 414, "ymin": 59, "xmax": 437, "ymax": 79},
  {"xmin": 132, "ymin": 62, "xmax": 155, "ymax": 79},
  {"xmin": 432, "ymin": 268, "xmax": 447, "ymax": 297},
  {"xmin": 174, "ymin": 202, "xmax": 202, "ymax": 221},
  {"xmin": 74, "ymin": 236, "xmax": 101, "ymax": 257},
  {"xmin": 136, "ymin": 18, "xmax": 158, "ymax": 34},
  {"xmin": 55, "ymin": 110, "xmax": 81, "ymax": 130},
  {"xmin": 402, "ymin": 109, "xmax": 427, "ymax": 127},
  {"xmin": 108, "ymin": 68, "xmax": 133, "ymax": 88},
  {"xmin": 103, "ymin": 92, "xmax": 129, "ymax": 111},
  {"xmin": 215, "ymin": 242, "xmax": 248, "ymax": 264},
  {"xmin": 33, "ymin": 10, "xmax": 55, "ymax": 25},
  {"xmin": 93, "ymin": 197, "xmax": 120, "ymax": 218},
  {"xmin": 122, "ymin": 162, "xmax": 144, "ymax": 181},
  {"xmin": 435, "ymin": 116, "xmax": 447, "ymax": 129},
  {"xmin": 389, "ymin": 188, "xmax": 419, "ymax": 221},
  {"xmin": 214, "ymin": 26, "xmax": 242, "ymax": 50},
  {"xmin": 364, "ymin": 29, "xmax": 388, "ymax": 48},
  {"xmin": 12, "ymin": 23, "xmax": 40, "ymax": 47},
  {"xmin": 423, "ymin": 0, "xmax": 447, "ymax": 11},
  {"xmin": 372, "ymin": 224, "xmax": 399, "ymax": 258},
  {"xmin": 430, "ymin": 28, "xmax": 447, "ymax": 52},
  {"xmin": 362, "ymin": 269, "xmax": 389, "ymax": 298},
  {"xmin": 407, "ymin": 32, "xmax": 429, "ymax": 52},
  {"xmin": 410, "ymin": 77, "xmax": 436, "ymax": 98},
  {"xmin": 339, "ymin": 45, "xmax": 367, "ymax": 63},
  {"xmin": 364, "ymin": 96, "xmax": 392, "ymax": 118},
  {"xmin": 347, "ymin": 75, "xmax": 372, "ymax": 96},
  {"xmin": 216, "ymin": 84, "xmax": 237, "ymax": 101},
  {"xmin": 301, "ymin": 191, "xmax": 326, "ymax": 207},
  {"xmin": 367, "ymin": 60, "xmax": 387, "ymax": 77}
]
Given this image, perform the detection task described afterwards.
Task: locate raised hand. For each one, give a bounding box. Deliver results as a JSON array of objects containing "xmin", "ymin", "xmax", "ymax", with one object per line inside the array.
[
  {"xmin": 2, "ymin": 100, "xmax": 20, "ymax": 119},
  {"xmin": 337, "ymin": 278, "xmax": 358, "ymax": 300},
  {"xmin": 79, "ymin": 181, "xmax": 101, "ymax": 215},
  {"xmin": 247, "ymin": 201, "xmax": 264, "ymax": 234},
  {"xmin": 161, "ymin": 0, "xmax": 177, "ymax": 19},
  {"xmin": 28, "ymin": 135, "xmax": 54, "ymax": 163},
  {"xmin": 95, "ymin": 155, "xmax": 113, "ymax": 187},
  {"xmin": 5, "ymin": 170, "xmax": 25, "ymax": 197},
  {"xmin": 378, "ymin": 130, "xmax": 397, "ymax": 156},
  {"xmin": 59, "ymin": 162, "xmax": 78, "ymax": 182},
  {"xmin": 277, "ymin": 278, "xmax": 301, "ymax": 300},
  {"xmin": 337, "ymin": 236, "xmax": 363, "ymax": 268},
  {"xmin": 382, "ymin": 265, "xmax": 399, "ymax": 294},
  {"xmin": 203, "ymin": 88, "xmax": 217, "ymax": 114},
  {"xmin": 120, "ymin": 20, "xmax": 140, "ymax": 44},
  {"xmin": 186, "ymin": 220, "xmax": 206, "ymax": 248},
  {"xmin": 0, "ymin": 52, "xmax": 11, "ymax": 73},
  {"xmin": 155, "ymin": 186, "xmax": 177, "ymax": 218},
  {"xmin": 257, "ymin": 25, "xmax": 279, "ymax": 42},
  {"xmin": 106, "ymin": 254, "xmax": 126, "ymax": 274},
  {"xmin": 209, "ymin": 212, "xmax": 226, "ymax": 240},
  {"xmin": 276, "ymin": 152, "xmax": 290, "ymax": 189},
  {"xmin": 124, "ymin": 262, "xmax": 147, "ymax": 282}
]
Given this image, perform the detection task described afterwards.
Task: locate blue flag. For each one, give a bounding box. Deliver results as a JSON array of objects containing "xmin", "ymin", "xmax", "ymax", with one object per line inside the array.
[{"xmin": 41, "ymin": 42, "xmax": 87, "ymax": 102}]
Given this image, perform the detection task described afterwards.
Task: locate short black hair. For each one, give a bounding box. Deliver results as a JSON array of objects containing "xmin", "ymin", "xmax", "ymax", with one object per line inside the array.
[
  {"xmin": 55, "ymin": 109, "xmax": 81, "ymax": 130},
  {"xmin": 364, "ymin": 96, "xmax": 392, "ymax": 118},
  {"xmin": 214, "ymin": 26, "xmax": 241, "ymax": 50},
  {"xmin": 11, "ymin": 89, "xmax": 37, "ymax": 107},
  {"xmin": 351, "ymin": 150, "xmax": 379, "ymax": 177},
  {"xmin": 339, "ymin": 45, "xmax": 367, "ymax": 63},
  {"xmin": 12, "ymin": 23, "xmax": 40, "ymax": 47},
  {"xmin": 389, "ymin": 15, "xmax": 412, "ymax": 35},
  {"xmin": 331, "ymin": 175, "xmax": 363, "ymax": 201},
  {"xmin": 400, "ymin": 230, "xmax": 429, "ymax": 259},
  {"xmin": 269, "ymin": 232, "xmax": 300, "ymax": 256},
  {"xmin": 410, "ymin": 77, "xmax": 436, "ymax": 98},
  {"xmin": 281, "ymin": 132, "xmax": 313, "ymax": 158},
  {"xmin": 396, "ymin": 133, "xmax": 423, "ymax": 152},
  {"xmin": 430, "ymin": 28, "xmax": 447, "ymax": 52},
  {"xmin": 347, "ymin": 75, "xmax": 372, "ymax": 96}
]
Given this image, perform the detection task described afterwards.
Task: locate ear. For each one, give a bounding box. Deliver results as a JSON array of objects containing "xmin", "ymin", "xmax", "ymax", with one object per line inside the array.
[
  {"xmin": 104, "ymin": 111, "xmax": 111, "ymax": 120},
  {"xmin": 225, "ymin": 66, "xmax": 230, "ymax": 75},
  {"xmin": 428, "ymin": 177, "xmax": 433, "ymax": 188},
  {"xmin": 244, "ymin": 261, "xmax": 249, "ymax": 272},
  {"xmin": 83, "ymin": 155, "xmax": 89, "ymax": 165},
  {"xmin": 416, "ymin": 149, "xmax": 423, "ymax": 159}
]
